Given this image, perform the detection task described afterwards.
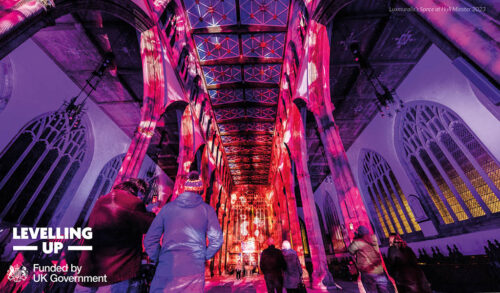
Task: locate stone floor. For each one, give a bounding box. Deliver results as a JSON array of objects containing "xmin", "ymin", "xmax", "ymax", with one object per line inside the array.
[{"xmin": 204, "ymin": 275, "xmax": 360, "ymax": 293}]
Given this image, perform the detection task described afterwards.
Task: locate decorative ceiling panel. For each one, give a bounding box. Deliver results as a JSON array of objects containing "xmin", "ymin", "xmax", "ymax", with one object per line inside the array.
[
  {"xmin": 215, "ymin": 106, "xmax": 276, "ymax": 121},
  {"xmin": 209, "ymin": 89, "xmax": 244, "ymax": 105},
  {"xmin": 180, "ymin": 0, "xmax": 290, "ymax": 186},
  {"xmin": 226, "ymin": 155, "xmax": 271, "ymax": 163},
  {"xmin": 246, "ymin": 107, "xmax": 277, "ymax": 119},
  {"xmin": 203, "ymin": 65, "xmax": 242, "ymax": 85},
  {"xmin": 244, "ymin": 64, "xmax": 282, "ymax": 83},
  {"xmin": 184, "ymin": 0, "xmax": 237, "ymax": 28},
  {"xmin": 224, "ymin": 145, "xmax": 271, "ymax": 154},
  {"xmin": 242, "ymin": 33, "xmax": 286, "ymax": 58},
  {"xmin": 221, "ymin": 134, "xmax": 273, "ymax": 144},
  {"xmin": 195, "ymin": 34, "xmax": 240, "ymax": 60},
  {"xmin": 240, "ymin": 0, "xmax": 289, "ymax": 26},
  {"xmin": 218, "ymin": 122, "xmax": 275, "ymax": 133},
  {"xmin": 245, "ymin": 88, "xmax": 279, "ymax": 104}
]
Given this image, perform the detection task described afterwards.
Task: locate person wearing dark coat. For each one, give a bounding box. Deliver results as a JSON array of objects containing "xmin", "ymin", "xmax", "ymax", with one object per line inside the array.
[
  {"xmin": 75, "ymin": 178, "xmax": 155, "ymax": 293},
  {"xmin": 387, "ymin": 234, "xmax": 431, "ymax": 293},
  {"xmin": 281, "ymin": 240, "xmax": 303, "ymax": 293},
  {"xmin": 144, "ymin": 171, "xmax": 223, "ymax": 293},
  {"xmin": 260, "ymin": 238, "xmax": 287, "ymax": 293}
]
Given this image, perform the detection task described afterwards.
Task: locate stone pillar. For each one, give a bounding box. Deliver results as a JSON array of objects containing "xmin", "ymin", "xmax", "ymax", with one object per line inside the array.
[
  {"xmin": 304, "ymin": 21, "xmax": 372, "ymax": 241},
  {"xmin": 292, "ymin": 106, "xmax": 328, "ymax": 289},
  {"xmin": 115, "ymin": 28, "xmax": 164, "ymax": 184}
]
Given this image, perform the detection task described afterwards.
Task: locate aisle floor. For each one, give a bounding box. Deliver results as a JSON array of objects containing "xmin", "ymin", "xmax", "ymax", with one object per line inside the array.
[{"xmin": 204, "ymin": 275, "xmax": 360, "ymax": 293}]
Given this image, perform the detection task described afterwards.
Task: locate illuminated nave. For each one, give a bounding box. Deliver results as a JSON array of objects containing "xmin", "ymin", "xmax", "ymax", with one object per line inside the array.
[{"xmin": 0, "ymin": 0, "xmax": 499, "ymax": 292}]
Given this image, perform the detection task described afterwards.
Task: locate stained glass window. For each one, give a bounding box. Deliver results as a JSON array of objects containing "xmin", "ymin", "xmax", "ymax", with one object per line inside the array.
[
  {"xmin": 361, "ymin": 150, "xmax": 421, "ymax": 239},
  {"xmin": 0, "ymin": 108, "xmax": 92, "ymax": 226},
  {"xmin": 397, "ymin": 101, "xmax": 500, "ymax": 226}
]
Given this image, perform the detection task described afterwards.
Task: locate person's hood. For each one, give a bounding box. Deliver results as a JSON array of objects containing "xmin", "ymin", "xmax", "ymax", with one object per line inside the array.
[
  {"xmin": 282, "ymin": 249, "xmax": 297, "ymax": 256},
  {"xmin": 175, "ymin": 191, "xmax": 203, "ymax": 208}
]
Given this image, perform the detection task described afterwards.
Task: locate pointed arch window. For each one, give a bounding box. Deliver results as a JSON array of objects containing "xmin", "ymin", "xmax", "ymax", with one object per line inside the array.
[
  {"xmin": 323, "ymin": 194, "xmax": 347, "ymax": 253},
  {"xmin": 0, "ymin": 106, "xmax": 92, "ymax": 227},
  {"xmin": 396, "ymin": 101, "xmax": 500, "ymax": 226},
  {"xmin": 75, "ymin": 154, "xmax": 125, "ymax": 227},
  {"xmin": 361, "ymin": 151, "xmax": 421, "ymax": 239}
]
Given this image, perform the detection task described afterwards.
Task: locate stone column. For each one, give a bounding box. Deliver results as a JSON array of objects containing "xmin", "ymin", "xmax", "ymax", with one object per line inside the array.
[
  {"xmin": 115, "ymin": 28, "xmax": 164, "ymax": 184},
  {"xmin": 291, "ymin": 105, "xmax": 328, "ymax": 289},
  {"xmin": 304, "ymin": 21, "xmax": 373, "ymax": 241}
]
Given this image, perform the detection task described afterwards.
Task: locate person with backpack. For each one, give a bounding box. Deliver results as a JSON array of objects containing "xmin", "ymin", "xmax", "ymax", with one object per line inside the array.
[{"xmin": 347, "ymin": 226, "xmax": 395, "ymax": 293}]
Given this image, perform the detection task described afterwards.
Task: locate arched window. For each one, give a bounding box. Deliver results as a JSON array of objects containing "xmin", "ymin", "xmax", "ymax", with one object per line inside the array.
[
  {"xmin": 0, "ymin": 106, "xmax": 92, "ymax": 227},
  {"xmin": 361, "ymin": 150, "xmax": 421, "ymax": 239},
  {"xmin": 396, "ymin": 101, "xmax": 500, "ymax": 226},
  {"xmin": 323, "ymin": 193, "xmax": 347, "ymax": 253},
  {"xmin": 75, "ymin": 154, "xmax": 125, "ymax": 227},
  {"xmin": 0, "ymin": 57, "xmax": 13, "ymax": 114}
]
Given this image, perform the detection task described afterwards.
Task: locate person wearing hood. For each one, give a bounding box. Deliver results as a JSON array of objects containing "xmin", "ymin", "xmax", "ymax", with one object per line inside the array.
[
  {"xmin": 281, "ymin": 240, "xmax": 303, "ymax": 292},
  {"xmin": 144, "ymin": 171, "xmax": 223, "ymax": 293},
  {"xmin": 348, "ymin": 226, "xmax": 395, "ymax": 293}
]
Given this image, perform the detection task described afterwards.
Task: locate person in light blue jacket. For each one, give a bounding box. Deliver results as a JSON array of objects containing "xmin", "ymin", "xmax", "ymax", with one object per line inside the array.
[{"xmin": 144, "ymin": 171, "xmax": 223, "ymax": 293}]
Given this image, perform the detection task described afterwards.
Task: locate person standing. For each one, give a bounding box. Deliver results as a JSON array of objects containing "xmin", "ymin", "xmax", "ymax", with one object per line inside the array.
[
  {"xmin": 260, "ymin": 238, "xmax": 287, "ymax": 293},
  {"xmin": 281, "ymin": 240, "xmax": 303, "ymax": 293},
  {"xmin": 348, "ymin": 226, "xmax": 395, "ymax": 293},
  {"xmin": 75, "ymin": 178, "xmax": 155, "ymax": 293},
  {"xmin": 387, "ymin": 233, "xmax": 431, "ymax": 293},
  {"xmin": 144, "ymin": 171, "xmax": 223, "ymax": 293},
  {"xmin": 236, "ymin": 259, "xmax": 242, "ymax": 280}
]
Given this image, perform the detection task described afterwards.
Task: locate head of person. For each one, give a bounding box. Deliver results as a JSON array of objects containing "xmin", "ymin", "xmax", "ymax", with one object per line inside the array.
[
  {"xmin": 389, "ymin": 233, "xmax": 406, "ymax": 248},
  {"xmin": 114, "ymin": 178, "xmax": 148, "ymax": 197},
  {"xmin": 282, "ymin": 240, "xmax": 291, "ymax": 250},
  {"xmin": 267, "ymin": 237, "xmax": 275, "ymax": 247},
  {"xmin": 354, "ymin": 225, "xmax": 370, "ymax": 239},
  {"xmin": 184, "ymin": 171, "xmax": 204, "ymax": 194}
]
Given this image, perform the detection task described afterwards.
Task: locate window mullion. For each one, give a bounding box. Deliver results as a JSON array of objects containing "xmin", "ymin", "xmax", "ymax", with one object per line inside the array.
[
  {"xmin": 414, "ymin": 151, "xmax": 459, "ymax": 223},
  {"xmin": 435, "ymin": 135, "xmax": 489, "ymax": 215},
  {"xmin": 426, "ymin": 140, "xmax": 473, "ymax": 219}
]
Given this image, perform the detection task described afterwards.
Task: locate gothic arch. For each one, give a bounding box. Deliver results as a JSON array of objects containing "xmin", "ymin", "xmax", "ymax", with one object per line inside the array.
[
  {"xmin": 0, "ymin": 107, "xmax": 94, "ymax": 227},
  {"xmin": 395, "ymin": 100, "xmax": 500, "ymax": 230}
]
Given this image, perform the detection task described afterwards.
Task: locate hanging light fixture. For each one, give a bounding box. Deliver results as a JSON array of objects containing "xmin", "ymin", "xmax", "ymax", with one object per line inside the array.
[{"xmin": 350, "ymin": 43, "xmax": 403, "ymax": 117}]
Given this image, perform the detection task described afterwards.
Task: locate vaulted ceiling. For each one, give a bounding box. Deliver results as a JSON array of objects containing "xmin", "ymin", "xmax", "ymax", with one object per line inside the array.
[{"xmin": 181, "ymin": 0, "xmax": 291, "ymax": 185}]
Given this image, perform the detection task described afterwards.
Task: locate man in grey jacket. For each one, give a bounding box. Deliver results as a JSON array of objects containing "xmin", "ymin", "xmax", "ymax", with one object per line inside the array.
[{"xmin": 144, "ymin": 171, "xmax": 223, "ymax": 293}]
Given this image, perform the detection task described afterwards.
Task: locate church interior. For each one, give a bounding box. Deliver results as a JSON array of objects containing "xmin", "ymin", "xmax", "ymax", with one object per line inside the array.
[{"xmin": 0, "ymin": 0, "xmax": 499, "ymax": 292}]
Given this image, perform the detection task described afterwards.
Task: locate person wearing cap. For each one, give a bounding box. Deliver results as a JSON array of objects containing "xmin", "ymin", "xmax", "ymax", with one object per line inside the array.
[
  {"xmin": 348, "ymin": 226, "xmax": 395, "ymax": 293},
  {"xmin": 75, "ymin": 178, "xmax": 155, "ymax": 293},
  {"xmin": 144, "ymin": 171, "xmax": 223, "ymax": 292}
]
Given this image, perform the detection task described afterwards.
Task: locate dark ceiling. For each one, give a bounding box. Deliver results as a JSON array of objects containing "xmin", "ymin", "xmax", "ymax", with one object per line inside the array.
[
  {"xmin": 32, "ymin": 11, "xmax": 144, "ymax": 138},
  {"xmin": 307, "ymin": 0, "xmax": 432, "ymax": 191}
]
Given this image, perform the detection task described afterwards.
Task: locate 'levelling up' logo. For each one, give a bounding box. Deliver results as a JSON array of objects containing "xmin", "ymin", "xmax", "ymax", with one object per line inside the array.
[{"xmin": 12, "ymin": 227, "xmax": 93, "ymax": 254}]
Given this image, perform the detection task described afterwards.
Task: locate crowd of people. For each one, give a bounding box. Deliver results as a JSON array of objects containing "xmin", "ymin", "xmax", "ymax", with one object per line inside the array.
[
  {"xmin": 72, "ymin": 170, "xmax": 434, "ymax": 293},
  {"xmin": 75, "ymin": 171, "xmax": 223, "ymax": 293},
  {"xmin": 347, "ymin": 226, "xmax": 431, "ymax": 293}
]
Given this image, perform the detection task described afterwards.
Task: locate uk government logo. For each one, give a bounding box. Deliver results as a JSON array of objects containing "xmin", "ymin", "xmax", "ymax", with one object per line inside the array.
[
  {"xmin": 8, "ymin": 227, "xmax": 107, "ymax": 283},
  {"xmin": 7, "ymin": 265, "xmax": 28, "ymax": 282}
]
